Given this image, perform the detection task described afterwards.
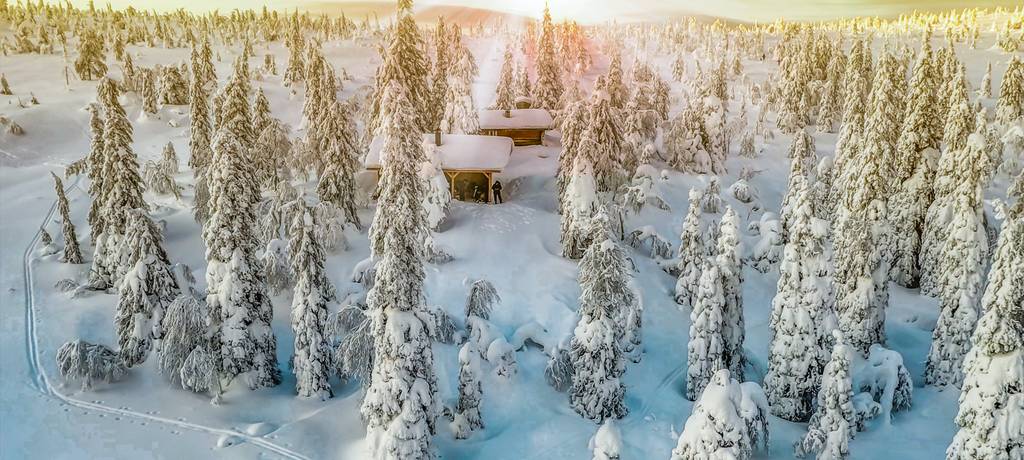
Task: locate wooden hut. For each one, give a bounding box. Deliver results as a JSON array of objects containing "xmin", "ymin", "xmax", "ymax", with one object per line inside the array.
[
  {"xmin": 479, "ymin": 108, "xmax": 554, "ymax": 146},
  {"xmin": 365, "ymin": 133, "xmax": 513, "ymax": 203}
]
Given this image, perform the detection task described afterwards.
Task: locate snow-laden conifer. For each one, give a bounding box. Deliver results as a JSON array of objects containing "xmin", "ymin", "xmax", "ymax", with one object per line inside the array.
[
  {"xmin": 289, "ymin": 200, "xmax": 336, "ymax": 399},
  {"xmin": 90, "ymin": 77, "xmax": 147, "ymax": 289},
  {"xmin": 795, "ymin": 331, "xmax": 856, "ymax": 459},
  {"xmin": 360, "ymin": 82, "xmax": 438, "ymax": 460},
  {"xmin": 203, "ymin": 131, "xmax": 280, "ymax": 390},
  {"xmin": 490, "ymin": 46, "xmax": 515, "ymax": 110},
  {"xmin": 673, "ymin": 369, "xmax": 769, "ymax": 460},
  {"xmin": 569, "ymin": 212, "xmax": 629, "ymax": 422},
  {"xmin": 946, "ymin": 201, "xmax": 1024, "ymax": 459},
  {"xmin": 451, "ymin": 341, "xmax": 484, "ymax": 439},
  {"xmin": 51, "ymin": 173, "xmax": 83, "ymax": 264},
  {"xmin": 158, "ymin": 294, "xmax": 206, "ymax": 384},
  {"xmin": 532, "ymin": 4, "xmax": 563, "ymax": 110},
  {"xmin": 115, "ymin": 210, "xmax": 179, "ymax": 367}
]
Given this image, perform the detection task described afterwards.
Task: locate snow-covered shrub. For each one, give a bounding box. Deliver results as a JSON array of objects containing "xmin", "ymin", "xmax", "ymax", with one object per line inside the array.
[
  {"xmin": 330, "ymin": 306, "xmax": 374, "ymax": 386},
  {"xmin": 179, "ymin": 346, "xmax": 220, "ymax": 400},
  {"xmin": 54, "ymin": 278, "xmax": 79, "ymax": 293},
  {"xmin": 486, "ymin": 337, "xmax": 517, "ymax": 379},
  {"xmin": 626, "ymin": 226, "xmax": 673, "ymax": 259},
  {"xmin": 855, "ymin": 345, "xmax": 913, "ymax": 419},
  {"xmin": 544, "ymin": 344, "xmax": 574, "ymax": 392},
  {"xmin": 56, "ymin": 339, "xmax": 128, "ymax": 390},
  {"xmin": 621, "ymin": 172, "xmax": 670, "ymax": 214},
  {"xmin": 700, "ymin": 176, "xmax": 723, "ymax": 214},
  {"xmin": 590, "ymin": 419, "xmax": 623, "ymax": 460},
  {"xmin": 314, "ymin": 201, "xmax": 348, "ymax": 253},
  {"xmin": 425, "ymin": 234, "xmax": 454, "ymax": 264},
  {"xmin": 672, "ymin": 370, "xmax": 769, "ymax": 460},
  {"xmin": 143, "ymin": 159, "xmax": 182, "ymax": 198},
  {"xmin": 465, "ymin": 278, "xmax": 499, "ymax": 321},
  {"xmin": 428, "ymin": 306, "xmax": 458, "ymax": 344},
  {"xmin": 750, "ymin": 213, "xmax": 783, "ymax": 272},
  {"xmin": 730, "ymin": 167, "xmax": 760, "ymax": 204},
  {"xmin": 261, "ymin": 238, "xmax": 292, "ymax": 295},
  {"xmin": 158, "ymin": 294, "xmax": 206, "ymax": 385}
]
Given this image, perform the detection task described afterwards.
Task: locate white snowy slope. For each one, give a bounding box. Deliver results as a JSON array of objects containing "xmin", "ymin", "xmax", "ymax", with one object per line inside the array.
[{"xmin": 1, "ymin": 12, "xmax": 1020, "ymax": 460}]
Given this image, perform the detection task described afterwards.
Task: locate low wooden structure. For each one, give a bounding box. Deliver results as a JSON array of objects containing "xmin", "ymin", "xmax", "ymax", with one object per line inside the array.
[
  {"xmin": 479, "ymin": 108, "xmax": 554, "ymax": 147},
  {"xmin": 365, "ymin": 133, "xmax": 513, "ymax": 203}
]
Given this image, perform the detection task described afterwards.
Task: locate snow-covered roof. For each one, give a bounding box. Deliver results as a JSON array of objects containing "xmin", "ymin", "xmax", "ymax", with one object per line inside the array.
[
  {"xmin": 365, "ymin": 134, "xmax": 513, "ymax": 171},
  {"xmin": 479, "ymin": 109, "xmax": 554, "ymax": 130}
]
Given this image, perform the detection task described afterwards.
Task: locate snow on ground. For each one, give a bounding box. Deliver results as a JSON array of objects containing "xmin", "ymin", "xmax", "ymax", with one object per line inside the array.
[{"xmin": 0, "ymin": 15, "xmax": 1018, "ymax": 460}]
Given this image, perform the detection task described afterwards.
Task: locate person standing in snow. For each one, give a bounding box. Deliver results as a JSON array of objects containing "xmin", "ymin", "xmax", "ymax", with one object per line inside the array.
[{"xmin": 492, "ymin": 180, "xmax": 503, "ymax": 204}]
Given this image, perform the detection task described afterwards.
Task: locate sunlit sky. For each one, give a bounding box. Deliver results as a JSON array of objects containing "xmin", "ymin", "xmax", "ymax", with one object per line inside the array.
[{"xmin": 64, "ymin": 0, "xmax": 1022, "ymax": 23}]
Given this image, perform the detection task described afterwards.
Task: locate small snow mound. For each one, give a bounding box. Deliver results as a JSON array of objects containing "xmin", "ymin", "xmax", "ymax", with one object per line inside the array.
[
  {"xmin": 216, "ymin": 434, "xmax": 243, "ymax": 448},
  {"xmin": 590, "ymin": 419, "xmax": 623, "ymax": 460},
  {"xmin": 243, "ymin": 422, "xmax": 277, "ymax": 437},
  {"xmin": 511, "ymin": 321, "xmax": 553, "ymax": 352}
]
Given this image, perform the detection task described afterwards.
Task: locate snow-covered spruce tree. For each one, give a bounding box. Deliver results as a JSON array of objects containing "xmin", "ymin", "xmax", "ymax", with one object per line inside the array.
[
  {"xmin": 686, "ymin": 259, "xmax": 726, "ymax": 401},
  {"xmin": 560, "ymin": 153, "xmax": 600, "ymax": 259},
  {"xmin": 316, "ymin": 102, "xmax": 362, "ymax": 230},
  {"xmin": 203, "ymin": 133, "xmax": 280, "ymax": 390},
  {"xmin": 556, "ymin": 101, "xmax": 588, "ymax": 211},
  {"xmin": 569, "ymin": 212, "xmax": 629, "ymax": 423},
  {"xmin": 893, "ymin": 45, "xmax": 940, "ymax": 187},
  {"xmin": 716, "ymin": 207, "xmax": 745, "ymax": 380},
  {"xmin": 666, "ymin": 105, "xmax": 711, "ymax": 174},
  {"xmin": 159, "ymin": 65, "xmax": 187, "ymax": 105},
  {"xmin": 920, "ymin": 84, "xmax": 977, "ymax": 297},
  {"xmin": 360, "ymin": 82, "xmax": 438, "ymax": 460},
  {"xmin": 996, "ymin": 55, "xmax": 1023, "ymax": 126},
  {"xmin": 90, "ymin": 77, "xmax": 147, "ymax": 290},
  {"xmin": 140, "ymin": 69, "xmax": 158, "ymax": 116},
  {"xmin": 832, "ymin": 85, "xmax": 894, "ymax": 355},
  {"xmin": 367, "ymin": 0, "xmax": 431, "ymax": 134},
  {"xmin": 220, "ymin": 60, "xmax": 255, "ymax": 150},
  {"xmin": 251, "ymin": 87, "xmax": 272, "ymax": 142},
  {"xmin": 158, "ymin": 294, "xmax": 206, "ymax": 384},
  {"xmin": 532, "ymin": 3, "xmax": 563, "ymax": 110},
  {"xmin": 780, "ymin": 130, "xmax": 816, "ymax": 239},
  {"xmin": 74, "ymin": 29, "xmax": 106, "ymax": 81},
  {"xmin": 946, "ymin": 202, "xmax": 1024, "ymax": 459},
  {"xmin": 289, "ymin": 201, "xmax": 336, "ymax": 400},
  {"xmin": 776, "ymin": 56, "xmax": 806, "ymax": 135},
  {"xmin": 81, "ymin": 105, "xmax": 107, "ymax": 241},
  {"xmin": 765, "ymin": 174, "xmax": 832, "ymax": 422},
  {"xmin": 605, "ymin": 52, "xmax": 628, "ymax": 110},
  {"xmin": 51, "ymin": 173, "xmax": 83, "ymax": 264},
  {"xmin": 579, "ymin": 88, "xmax": 627, "ymax": 195},
  {"xmin": 978, "ymin": 62, "xmax": 992, "ymax": 99},
  {"xmin": 673, "ymin": 369, "xmax": 767, "ymax": 460},
  {"xmin": 675, "ymin": 189, "xmax": 703, "ymax": 309},
  {"xmin": 795, "ymin": 331, "xmax": 856, "ymax": 460},
  {"xmin": 451, "ymin": 341, "xmax": 484, "ymax": 439},
  {"xmin": 441, "ymin": 50, "xmax": 480, "ymax": 134},
  {"xmin": 188, "ymin": 71, "xmax": 213, "ymax": 171},
  {"xmin": 924, "ymin": 128, "xmax": 990, "ymax": 388},
  {"xmin": 888, "ymin": 147, "xmax": 940, "ymax": 288},
  {"xmin": 115, "ymin": 209, "xmax": 180, "ymax": 367},
  {"xmin": 490, "ymin": 45, "xmax": 515, "ymax": 110},
  {"xmin": 514, "ymin": 64, "xmax": 532, "ymax": 101},
  {"xmin": 283, "ymin": 15, "xmax": 305, "ymax": 86},
  {"xmin": 817, "ymin": 51, "xmax": 845, "ymax": 133}
]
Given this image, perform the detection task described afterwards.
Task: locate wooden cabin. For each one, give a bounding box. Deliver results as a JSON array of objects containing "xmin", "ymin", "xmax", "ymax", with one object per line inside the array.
[
  {"xmin": 365, "ymin": 133, "xmax": 513, "ymax": 203},
  {"xmin": 479, "ymin": 108, "xmax": 554, "ymax": 147}
]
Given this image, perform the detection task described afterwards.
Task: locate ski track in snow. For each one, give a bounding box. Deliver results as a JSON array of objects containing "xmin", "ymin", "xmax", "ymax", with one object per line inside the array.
[{"xmin": 19, "ymin": 175, "xmax": 310, "ymax": 460}]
